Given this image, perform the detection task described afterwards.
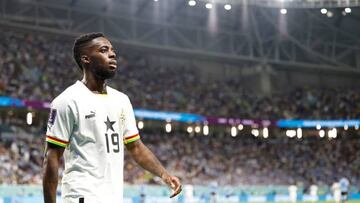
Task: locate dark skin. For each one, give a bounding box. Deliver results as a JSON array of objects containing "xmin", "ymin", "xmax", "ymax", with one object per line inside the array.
[{"xmin": 43, "ymin": 37, "xmax": 181, "ymax": 203}]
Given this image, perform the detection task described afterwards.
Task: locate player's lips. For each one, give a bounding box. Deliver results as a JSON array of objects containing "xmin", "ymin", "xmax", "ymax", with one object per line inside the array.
[{"xmin": 109, "ymin": 61, "xmax": 117, "ymax": 69}]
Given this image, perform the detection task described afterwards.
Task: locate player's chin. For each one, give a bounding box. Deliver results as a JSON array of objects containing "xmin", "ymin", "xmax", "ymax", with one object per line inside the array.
[
  {"xmin": 106, "ymin": 70, "xmax": 116, "ymax": 79},
  {"xmin": 98, "ymin": 69, "xmax": 116, "ymax": 79}
]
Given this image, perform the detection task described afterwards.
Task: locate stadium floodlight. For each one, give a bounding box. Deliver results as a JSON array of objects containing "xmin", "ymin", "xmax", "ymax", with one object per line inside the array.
[
  {"xmin": 137, "ymin": 121, "xmax": 144, "ymax": 129},
  {"xmin": 326, "ymin": 11, "xmax": 333, "ymax": 17},
  {"xmin": 203, "ymin": 125, "xmax": 209, "ymax": 135},
  {"xmin": 188, "ymin": 0, "xmax": 196, "ymax": 6},
  {"xmin": 238, "ymin": 124, "xmax": 244, "ymax": 130},
  {"xmin": 205, "ymin": 3, "xmax": 213, "ymax": 9},
  {"xmin": 344, "ymin": 124, "xmax": 349, "ymax": 130},
  {"xmin": 286, "ymin": 130, "xmax": 296, "ymax": 138},
  {"xmin": 296, "ymin": 128, "xmax": 302, "ymax": 139},
  {"xmin": 26, "ymin": 112, "xmax": 32, "ymax": 125},
  {"xmin": 263, "ymin": 128, "xmax": 269, "ymax": 138},
  {"xmin": 316, "ymin": 124, "xmax": 321, "ymax": 130},
  {"xmin": 345, "ymin": 7, "xmax": 351, "ymax": 13},
  {"xmin": 224, "ymin": 4, "xmax": 232, "ymax": 10},
  {"xmin": 320, "ymin": 8, "xmax": 327, "ymax": 14},
  {"xmin": 195, "ymin": 126, "xmax": 201, "ymax": 133},
  {"xmin": 165, "ymin": 123, "xmax": 172, "ymax": 133},
  {"xmin": 280, "ymin": 9, "xmax": 287, "ymax": 15},
  {"xmin": 231, "ymin": 126, "xmax": 237, "ymax": 137},
  {"xmin": 251, "ymin": 129, "xmax": 259, "ymax": 137},
  {"xmin": 328, "ymin": 128, "xmax": 337, "ymax": 138},
  {"xmin": 332, "ymin": 128, "xmax": 337, "ymax": 138},
  {"xmin": 187, "ymin": 126, "xmax": 193, "ymax": 133}
]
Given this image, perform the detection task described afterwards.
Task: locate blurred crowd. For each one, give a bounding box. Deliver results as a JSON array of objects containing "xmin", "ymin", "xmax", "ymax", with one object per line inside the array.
[
  {"xmin": 1, "ymin": 128, "xmax": 359, "ymax": 189},
  {"xmin": 1, "ymin": 30, "xmax": 360, "ymax": 120},
  {"xmin": 125, "ymin": 132, "xmax": 360, "ymax": 189},
  {"xmin": 0, "ymin": 130, "xmax": 43, "ymax": 185}
]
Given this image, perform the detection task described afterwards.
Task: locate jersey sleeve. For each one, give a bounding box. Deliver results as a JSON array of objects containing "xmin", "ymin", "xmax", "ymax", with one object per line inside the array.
[
  {"xmin": 123, "ymin": 96, "xmax": 140, "ymax": 145},
  {"xmin": 45, "ymin": 97, "xmax": 75, "ymax": 148}
]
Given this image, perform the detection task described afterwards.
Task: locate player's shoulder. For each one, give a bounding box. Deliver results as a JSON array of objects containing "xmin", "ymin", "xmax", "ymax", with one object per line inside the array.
[
  {"xmin": 107, "ymin": 86, "xmax": 131, "ymax": 102},
  {"xmin": 51, "ymin": 81, "xmax": 82, "ymax": 106}
]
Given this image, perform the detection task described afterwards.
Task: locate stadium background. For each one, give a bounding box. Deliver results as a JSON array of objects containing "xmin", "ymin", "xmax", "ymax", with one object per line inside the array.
[{"xmin": 1, "ymin": 0, "xmax": 360, "ymax": 202}]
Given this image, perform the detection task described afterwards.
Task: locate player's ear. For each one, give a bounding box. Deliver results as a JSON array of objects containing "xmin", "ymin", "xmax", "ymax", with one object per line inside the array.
[{"xmin": 81, "ymin": 55, "xmax": 90, "ymax": 64}]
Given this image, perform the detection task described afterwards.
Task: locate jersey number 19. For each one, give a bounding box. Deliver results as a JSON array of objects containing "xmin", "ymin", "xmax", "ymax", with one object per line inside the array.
[{"xmin": 105, "ymin": 133, "xmax": 120, "ymax": 153}]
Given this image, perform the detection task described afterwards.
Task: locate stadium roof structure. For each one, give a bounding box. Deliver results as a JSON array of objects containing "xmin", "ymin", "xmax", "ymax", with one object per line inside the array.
[
  {"xmin": 1, "ymin": 0, "xmax": 360, "ymax": 74},
  {"xmin": 198, "ymin": 0, "xmax": 360, "ymax": 8}
]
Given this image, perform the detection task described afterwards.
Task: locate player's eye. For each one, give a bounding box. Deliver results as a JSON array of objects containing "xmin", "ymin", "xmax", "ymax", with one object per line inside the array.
[{"xmin": 99, "ymin": 47, "xmax": 108, "ymax": 53}]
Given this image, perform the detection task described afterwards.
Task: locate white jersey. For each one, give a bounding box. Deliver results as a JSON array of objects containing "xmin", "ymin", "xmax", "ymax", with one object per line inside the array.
[
  {"xmin": 46, "ymin": 81, "xmax": 139, "ymax": 203},
  {"xmin": 339, "ymin": 178, "xmax": 350, "ymax": 193}
]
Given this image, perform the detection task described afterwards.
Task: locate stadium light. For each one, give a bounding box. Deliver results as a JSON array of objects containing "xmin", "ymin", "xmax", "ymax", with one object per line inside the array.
[
  {"xmin": 328, "ymin": 128, "xmax": 337, "ymax": 138},
  {"xmin": 26, "ymin": 112, "xmax": 33, "ymax": 125},
  {"xmin": 137, "ymin": 121, "xmax": 144, "ymax": 129},
  {"xmin": 153, "ymin": 0, "xmax": 159, "ymax": 2},
  {"xmin": 205, "ymin": 3, "xmax": 213, "ymax": 9},
  {"xmin": 344, "ymin": 124, "xmax": 349, "ymax": 131},
  {"xmin": 280, "ymin": 9, "xmax": 287, "ymax": 15},
  {"xmin": 195, "ymin": 126, "xmax": 201, "ymax": 133},
  {"xmin": 286, "ymin": 130, "xmax": 296, "ymax": 138},
  {"xmin": 224, "ymin": 4, "xmax": 231, "ymax": 11},
  {"xmin": 203, "ymin": 125, "xmax": 209, "ymax": 135},
  {"xmin": 345, "ymin": 7, "xmax": 351, "ymax": 13},
  {"xmin": 231, "ymin": 126, "xmax": 237, "ymax": 137},
  {"xmin": 327, "ymin": 11, "xmax": 333, "ymax": 17},
  {"xmin": 319, "ymin": 130, "xmax": 325, "ymax": 138},
  {"xmin": 188, "ymin": 0, "xmax": 196, "ymax": 6},
  {"xmin": 187, "ymin": 126, "xmax": 193, "ymax": 133},
  {"xmin": 320, "ymin": 8, "xmax": 327, "ymax": 14},
  {"xmin": 296, "ymin": 128, "xmax": 302, "ymax": 139},
  {"xmin": 238, "ymin": 124, "xmax": 244, "ymax": 130},
  {"xmin": 263, "ymin": 128, "xmax": 269, "ymax": 138},
  {"xmin": 316, "ymin": 124, "xmax": 321, "ymax": 130},
  {"xmin": 165, "ymin": 122, "xmax": 172, "ymax": 133},
  {"xmin": 251, "ymin": 129, "xmax": 259, "ymax": 137}
]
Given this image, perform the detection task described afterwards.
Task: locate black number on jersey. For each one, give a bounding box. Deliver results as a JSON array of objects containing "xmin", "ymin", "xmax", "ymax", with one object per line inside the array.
[{"xmin": 105, "ymin": 133, "xmax": 120, "ymax": 153}]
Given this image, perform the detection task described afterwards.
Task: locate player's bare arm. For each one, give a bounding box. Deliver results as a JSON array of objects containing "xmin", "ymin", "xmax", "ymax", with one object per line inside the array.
[
  {"xmin": 125, "ymin": 139, "xmax": 182, "ymax": 198},
  {"xmin": 43, "ymin": 143, "xmax": 65, "ymax": 203}
]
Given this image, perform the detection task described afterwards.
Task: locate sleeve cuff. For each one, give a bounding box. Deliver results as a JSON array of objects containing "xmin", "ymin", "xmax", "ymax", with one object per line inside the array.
[
  {"xmin": 124, "ymin": 134, "xmax": 140, "ymax": 145},
  {"xmin": 46, "ymin": 135, "xmax": 69, "ymax": 148}
]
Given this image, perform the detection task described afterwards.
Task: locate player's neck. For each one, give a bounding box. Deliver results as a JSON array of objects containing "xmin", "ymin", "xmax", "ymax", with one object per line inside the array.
[{"xmin": 81, "ymin": 75, "xmax": 107, "ymax": 94}]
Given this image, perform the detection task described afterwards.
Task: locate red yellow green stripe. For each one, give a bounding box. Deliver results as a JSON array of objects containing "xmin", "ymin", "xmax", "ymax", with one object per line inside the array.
[
  {"xmin": 46, "ymin": 135, "xmax": 69, "ymax": 148},
  {"xmin": 124, "ymin": 134, "xmax": 140, "ymax": 144}
]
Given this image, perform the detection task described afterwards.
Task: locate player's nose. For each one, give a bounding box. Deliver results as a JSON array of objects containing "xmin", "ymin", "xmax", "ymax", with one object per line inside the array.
[{"xmin": 109, "ymin": 50, "xmax": 116, "ymax": 59}]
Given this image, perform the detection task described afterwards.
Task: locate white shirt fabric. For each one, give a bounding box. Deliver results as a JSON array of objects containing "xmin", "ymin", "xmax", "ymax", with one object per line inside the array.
[
  {"xmin": 46, "ymin": 81, "xmax": 139, "ymax": 203},
  {"xmin": 339, "ymin": 178, "xmax": 350, "ymax": 192}
]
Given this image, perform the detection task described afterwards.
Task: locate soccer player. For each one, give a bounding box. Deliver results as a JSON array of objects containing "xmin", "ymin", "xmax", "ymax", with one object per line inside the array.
[
  {"xmin": 42, "ymin": 33, "xmax": 182, "ymax": 203},
  {"xmin": 339, "ymin": 177, "xmax": 350, "ymax": 203},
  {"xmin": 332, "ymin": 182, "xmax": 341, "ymax": 203}
]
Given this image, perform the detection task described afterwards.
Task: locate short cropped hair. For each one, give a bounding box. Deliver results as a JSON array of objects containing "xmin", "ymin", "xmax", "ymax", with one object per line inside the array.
[{"xmin": 73, "ymin": 32, "xmax": 105, "ymax": 70}]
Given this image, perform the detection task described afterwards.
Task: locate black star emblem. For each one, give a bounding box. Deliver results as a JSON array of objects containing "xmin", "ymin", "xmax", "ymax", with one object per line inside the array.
[{"xmin": 104, "ymin": 116, "xmax": 116, "ymax": 132}]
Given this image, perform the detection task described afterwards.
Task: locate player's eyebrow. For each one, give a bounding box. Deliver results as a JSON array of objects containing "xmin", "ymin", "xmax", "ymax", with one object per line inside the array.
[
  {"xmin": 99, "ymin": 45, "xmax": 109, "ymax": 49},
  {"xmin": 98, "ymin": 45, "xmax": 115, "ymax": 51}
]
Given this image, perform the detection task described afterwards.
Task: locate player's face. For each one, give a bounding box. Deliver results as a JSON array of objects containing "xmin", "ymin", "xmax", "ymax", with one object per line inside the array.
[{"xmin": 86, "ymin": 37, "xmax": 117, "ymax": 80}]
